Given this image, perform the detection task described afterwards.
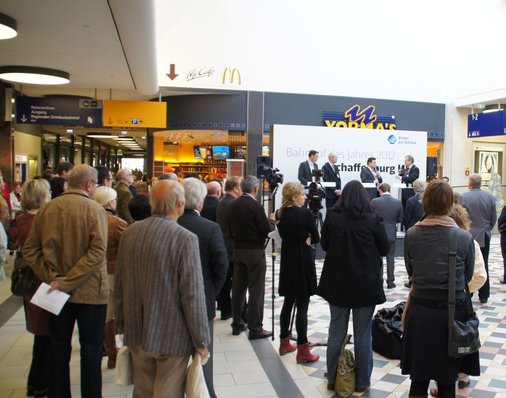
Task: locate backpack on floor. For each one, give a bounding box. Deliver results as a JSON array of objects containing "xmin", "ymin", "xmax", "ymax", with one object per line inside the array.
[{"xmin": 372, "ymin": 301, "xmax": 405, "ymax": 359}]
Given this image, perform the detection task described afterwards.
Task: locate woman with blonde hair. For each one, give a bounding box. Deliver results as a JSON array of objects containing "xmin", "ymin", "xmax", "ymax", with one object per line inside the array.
[
  {"xmin": 276, "ymin": 181, "xmax": 320, "ymax": 363},
  {"xmin": 94, "ymin": 186, "xmax": 128, "ymax": 368},
  {"xmin": 13, "ymin": 178, "xmax": 51, "ymax": 397},
  {"xmin": 403, "ymin": 179, "xmax": 426, "ymax": 231}
]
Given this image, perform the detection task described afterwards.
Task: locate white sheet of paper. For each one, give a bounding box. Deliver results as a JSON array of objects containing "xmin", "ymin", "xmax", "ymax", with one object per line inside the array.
[{"xmin": 30, "ymin": 282, "xmax": 70, "ymax": 315}]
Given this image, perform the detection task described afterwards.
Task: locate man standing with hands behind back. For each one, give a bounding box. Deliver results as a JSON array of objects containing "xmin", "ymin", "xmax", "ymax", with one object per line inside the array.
[
  {"xmin": 229, "ymin": 175, "xmax": 276, "ymax": 340},
  {"xmin": 322, "ymin": 152, "xmax": 341, "ymax": 209}
]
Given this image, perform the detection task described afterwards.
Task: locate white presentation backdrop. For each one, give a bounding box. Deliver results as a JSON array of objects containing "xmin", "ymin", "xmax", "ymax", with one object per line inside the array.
[{"xmin": 271, "ymin": 125, "xmax": 427, "ymax": 206}]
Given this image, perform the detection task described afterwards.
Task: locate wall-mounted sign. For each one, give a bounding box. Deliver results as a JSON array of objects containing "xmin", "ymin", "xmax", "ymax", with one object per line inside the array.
[
  {"xmin": 323, "ymin": 104, "xmax": 396, "ymax": 130},
  {"xmin": 467, "ymin": 111, "xmax": 506, "ymax": 138},
  {"xmin": 16, "ymin": 97, "xmax": 102, "ymax": 126},
  {"xmin": 103, "ymin": 100, "xmax": 167, "ymax": 128}
]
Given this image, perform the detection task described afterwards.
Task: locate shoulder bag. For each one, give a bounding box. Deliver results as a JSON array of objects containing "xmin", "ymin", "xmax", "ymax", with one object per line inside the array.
[
  {"xmin": 11, "ymin": 251, "xmax": 40, "ymax": 297},
  {"xmin": 335, "ymin": 334, "xmax": 356, "ymax": 398},
  {"xmin": 447, "ymin": 228, "xmax": 481, "ymax": 358}
]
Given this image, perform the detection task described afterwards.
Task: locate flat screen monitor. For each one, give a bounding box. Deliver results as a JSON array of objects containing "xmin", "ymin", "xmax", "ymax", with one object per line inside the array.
[
  {"xmin": 194, "ymin": 145, "xmax": 203, "ymax": 159},
  {"xmin": 262, "ymin": 145, "xmax": 270, "ymax": 156},
  {"xmin": 212, "ymin": 145, "xmax": 229, "ymax": 160}
]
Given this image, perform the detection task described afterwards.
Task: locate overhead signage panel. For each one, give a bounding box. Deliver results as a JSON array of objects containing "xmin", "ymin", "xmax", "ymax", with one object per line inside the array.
[
  {"xmin": 16, "ymin": 96, "xmax": 102, "ymax": 126},
  {"xmin": 468, "ymin": 111, "xmax": 505, "ymax": 138},
  {"xmin": 103, "ymin": 100, "xmax": 167, "ymax": 128}
]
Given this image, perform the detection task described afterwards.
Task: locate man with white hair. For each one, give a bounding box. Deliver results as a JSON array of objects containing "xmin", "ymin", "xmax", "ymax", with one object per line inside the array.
[
  {"xmin": 115, "ymin": 180, "xmax": 210, "ymax": 397},
  {"xmin": 201, "ymin": 180, "xmax": 222, "ymax": 222},
  {"xmin": 229, "ymin": 175, "xmax": 276, "ymax": 339},
  {"xmin": 461, "ymin": 173, "xmax": 497, "ymax": 304},
  {"xmin": 23, "ymin": 164, "xmax": 109, "ymax": 398},
  {"xmin": 115, "ymin": 168, "xmax": 135, "ymax": 224},
  {"xmin": 178, "ymin": 178, "xmax": 228, "ymax": 398},
  {"xmin": 322, "ymin": 152, "xmax": 342, "ymax": 209}
]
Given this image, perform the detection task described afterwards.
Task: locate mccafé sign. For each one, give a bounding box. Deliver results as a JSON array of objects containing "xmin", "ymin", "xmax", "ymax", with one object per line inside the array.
[{"xmin": 323, "ymin": 104, "xmax": 397, "ymax": 130}]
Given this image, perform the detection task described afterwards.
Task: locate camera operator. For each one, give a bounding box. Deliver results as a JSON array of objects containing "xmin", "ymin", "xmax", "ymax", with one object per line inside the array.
[
  {"xmin": 360, "ymin": 157, "xmax": 383, "ymax": 199},
  {"xmin": 322, "ymin": 152, "xmax": 342, "ymax": 209}
]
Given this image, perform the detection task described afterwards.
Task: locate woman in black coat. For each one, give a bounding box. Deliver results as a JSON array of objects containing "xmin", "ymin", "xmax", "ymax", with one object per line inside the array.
[
  {"xmin": 276, "ymin": 181, "xmax": 320, "ymax": 364},
  {"xmin": 317, "ymin": 180, "xmax": 390, "ymax": 393}
]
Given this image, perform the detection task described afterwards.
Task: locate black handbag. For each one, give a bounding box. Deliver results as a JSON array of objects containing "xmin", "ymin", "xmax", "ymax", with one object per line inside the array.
[
  {"xmin": 447, "ymin": 228, "xmax": 480, "ymax": 358},
  {"xmin": 10, "ymin": 251, "xmax": 40, "ymax": 297}
]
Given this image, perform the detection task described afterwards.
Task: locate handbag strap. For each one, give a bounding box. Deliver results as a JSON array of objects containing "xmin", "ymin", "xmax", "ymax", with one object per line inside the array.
[
  {"xmin": 448, "ymin": 228, "xmax": 474, "ymax": 327},
  {"xmin": 340, "ymin": 334, "xmax": 352, "ymax": 354}
]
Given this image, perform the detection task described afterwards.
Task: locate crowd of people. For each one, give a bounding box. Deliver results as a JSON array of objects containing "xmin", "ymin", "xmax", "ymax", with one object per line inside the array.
[{"xmin": 0, "ymin": 154, "xmax": 504, "ymax": 398}]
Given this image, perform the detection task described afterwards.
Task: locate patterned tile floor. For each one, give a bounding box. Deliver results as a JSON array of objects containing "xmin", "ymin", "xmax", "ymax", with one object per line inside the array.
[{"xmin": 262, "ymin": 235, "xmax": 506, "ymax": 398}]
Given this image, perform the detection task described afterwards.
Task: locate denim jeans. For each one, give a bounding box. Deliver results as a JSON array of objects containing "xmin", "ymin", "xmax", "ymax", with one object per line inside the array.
[
  {"xmin": 326, "ymin": 305, "xmax": 375, "ymax": 389},
  {"xmin": 49, "ymin": 302, "xmax": 106, "ymax": 398}
]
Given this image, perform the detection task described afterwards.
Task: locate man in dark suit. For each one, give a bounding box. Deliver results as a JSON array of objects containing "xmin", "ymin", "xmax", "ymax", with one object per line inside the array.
[
  {"xmin": 360, "ymin": 157, "xmax": 382, "ymax": 199},
  {"xmin": 298, "ymin": 149, "xmax": 319, "ymax": 186},
  {"xmin": 178, "ymin": 178, "xmax": 228, "ymax": 398},
  {"xmin": 216, "ymin": 176, "xmax": 242, "ymax": 320},
  {"xmin": 201, "ymin": 180, "xmax": 222, "ymax": 222},
  {"xmin": 372, "ymin": 183, "xmax": 403, "ymax": 288},
  {"xmin": 229, "ymin": 175, "xmax": 276, "ymax": 340},
  {"xmin": 397, "ymin": 154, "xmax": 420, "ymax": 209},
  {"xmin": 322, "ymin": 152, "xmax": 341, "ymax": 209},
  {"xmin": 461, "ymin": 173, "xmax": 497, "ymax": 304}
]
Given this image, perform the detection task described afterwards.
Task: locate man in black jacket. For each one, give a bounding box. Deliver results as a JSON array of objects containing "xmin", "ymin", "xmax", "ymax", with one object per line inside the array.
[
  {"xmin": 322, "ymin": 152, "xmax": 341, "ymax": 209},
  {"xmin": 216, "ymin": 176, "xmax": 242, "ymax": 320},
  {"xmin": 178, "ymin": 178, "xmax": 228, "ymax": 398},
  {"xmin": 397, "ymin": 154, "xmax": 420, "ymax": 209},
  {"xmin": 201, "ymin": 180, "xmax": 222, "ymax": 222},
  {"xmin": 229, "ymin": 175, "xmax": 276, "ymax": 340}
]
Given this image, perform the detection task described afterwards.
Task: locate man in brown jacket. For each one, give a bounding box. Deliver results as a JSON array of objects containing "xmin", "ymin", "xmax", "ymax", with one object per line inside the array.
[
  {"xmin": 24, "ymin": 164, "xmax": 108, "ymax": 398},
  {"xmin": 115, "ymin": 168, "xmax": 135, "ymax": 224}
]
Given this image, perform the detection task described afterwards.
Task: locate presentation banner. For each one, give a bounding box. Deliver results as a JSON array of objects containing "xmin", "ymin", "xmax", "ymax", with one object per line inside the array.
[{"xmin": 272, "ymin": 124, "xmax": 427, "ymax": 201}]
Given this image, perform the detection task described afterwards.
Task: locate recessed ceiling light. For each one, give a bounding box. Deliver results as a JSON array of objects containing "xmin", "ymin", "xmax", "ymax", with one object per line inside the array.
[
  {"xmin": 66, "ymin": 128, "xmax": 74, "ymax": 134},
  {"xmin": 121, "ymin": 130, "xmax": 128, "ymax": 135},
  {"xmin": 0, "ymin": 66, "xmax": 70, "ymax": 85},
  {"xmin": 0, "ymin": 13, "xmax": 17, "ymax": 40}
]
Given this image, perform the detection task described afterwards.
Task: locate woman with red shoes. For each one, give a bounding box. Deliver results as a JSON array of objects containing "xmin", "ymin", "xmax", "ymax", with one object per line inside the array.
[{"xmin": 276, "ymin": 181, "xmax": 320, "ymax": 364}]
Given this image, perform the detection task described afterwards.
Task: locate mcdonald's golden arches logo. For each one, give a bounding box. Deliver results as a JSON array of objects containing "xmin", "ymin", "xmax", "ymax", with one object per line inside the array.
[{"xmin": 221, "ymin": 67, "xmax": 241, "ymax": 85}]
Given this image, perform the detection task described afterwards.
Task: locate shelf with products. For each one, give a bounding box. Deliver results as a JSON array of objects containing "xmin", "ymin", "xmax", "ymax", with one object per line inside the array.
[{"xmin": 176, "ymin": 160, "xmax": 228, "ymax": 177}]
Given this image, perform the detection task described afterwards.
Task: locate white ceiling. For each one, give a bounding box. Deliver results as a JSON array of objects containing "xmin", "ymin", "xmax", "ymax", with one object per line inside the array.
[{"xmin": 1, "ymin": 0, "xmax": 506, "ymax": 112}]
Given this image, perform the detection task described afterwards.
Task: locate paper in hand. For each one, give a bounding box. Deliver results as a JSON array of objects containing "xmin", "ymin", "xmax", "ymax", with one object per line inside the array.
[{"xmin": 30, "ymin": 282, "xmax": 70, "ymax": 315}]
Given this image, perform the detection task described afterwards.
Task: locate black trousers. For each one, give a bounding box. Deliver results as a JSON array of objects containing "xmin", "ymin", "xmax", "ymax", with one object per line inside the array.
[
  {"xmin": 479, "ymin": 234, "xmax": 490, "ymax": 300},
  {"xmin": 216, "ymin": 261, "xmax": 233, "ymax": 316},
  {"xmin": 231, "ymin": 248, "xmax": 266, "ymax": 333},
  {"xmin": 279, "ymin": 297, "xmax": 310, "ymax": 344},
  {"xmin": 27, "ymin": 334, "xmax": 50, "ymax": 393},
  {"xmin": 501, "ymin": 233, "xmax": 506, "ymax": 280}
]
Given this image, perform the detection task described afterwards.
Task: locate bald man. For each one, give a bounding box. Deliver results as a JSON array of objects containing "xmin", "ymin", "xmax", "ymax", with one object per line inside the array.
[{"xmin": 201, "ymin": 180, "xmax": 222, "ymax": 222}]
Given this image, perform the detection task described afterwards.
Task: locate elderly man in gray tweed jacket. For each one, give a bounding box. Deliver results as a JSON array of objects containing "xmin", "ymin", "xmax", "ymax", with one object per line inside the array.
[{"xmin": 115, "ymin": 180, "xmax": 210, "ymax": 398}]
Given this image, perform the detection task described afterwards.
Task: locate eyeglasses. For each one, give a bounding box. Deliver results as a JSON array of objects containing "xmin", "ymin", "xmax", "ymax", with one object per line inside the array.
[{"xmin": 89, "ymin": 180, "xmax": 98, "ymax": 185}]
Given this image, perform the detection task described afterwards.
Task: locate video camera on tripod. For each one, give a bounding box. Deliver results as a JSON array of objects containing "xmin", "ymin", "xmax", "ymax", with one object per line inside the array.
[
  {"xmin": 307, "ymin": 181, "xmax": 326, "ymax": 214},
  {"xmin": 258, "ymin": 166, "xmax": 284, "ymax": 191}
]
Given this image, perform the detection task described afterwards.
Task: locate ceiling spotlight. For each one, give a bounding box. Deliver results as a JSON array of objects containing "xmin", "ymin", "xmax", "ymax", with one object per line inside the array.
[
  {"xmin": 121, "ymin": 130, "xmax": 128, "ymax": 135},
  {"xmin": 0, "ymin": 13, "xmax": 17, "ymax": 40},
  {"xmin": 0, "ymin": 66, "xmax": 70, "ymax": 85},
  {"xmin": 66, "ymin": 128, "xmax": 74, "ymax": 134}
]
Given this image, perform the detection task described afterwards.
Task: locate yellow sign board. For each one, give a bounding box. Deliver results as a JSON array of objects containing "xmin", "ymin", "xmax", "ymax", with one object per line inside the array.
[{"xmin": 103, "ymin": 100, "xmax": 166, "ymax": 128}]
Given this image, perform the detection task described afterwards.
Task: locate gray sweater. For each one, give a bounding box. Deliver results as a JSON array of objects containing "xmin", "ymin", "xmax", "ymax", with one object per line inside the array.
[{"xmin": 114, "ymin": 215, "xmax": 210, "ymax": 356}]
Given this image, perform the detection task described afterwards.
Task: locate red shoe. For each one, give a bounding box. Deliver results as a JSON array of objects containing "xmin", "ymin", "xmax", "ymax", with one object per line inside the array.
[
  {"xmin": 279, "ymin": 337, "xmax": 296, "ymax": 356},
  {"xmin": 296, "ymin": 343, "xmax": 320, "ymax": 364}
]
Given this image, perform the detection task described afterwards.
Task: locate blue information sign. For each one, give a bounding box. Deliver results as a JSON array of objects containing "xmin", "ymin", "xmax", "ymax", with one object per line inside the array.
[
  {"xmin": 467, "ymin": 111, "xmax": 506, "ymax": 138},
  {"xmin": 16, "ymin": 96, "xmax": 102, "ymax": 126}
]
